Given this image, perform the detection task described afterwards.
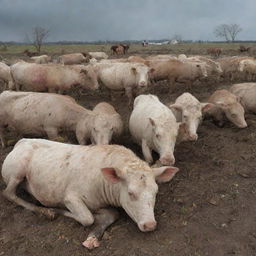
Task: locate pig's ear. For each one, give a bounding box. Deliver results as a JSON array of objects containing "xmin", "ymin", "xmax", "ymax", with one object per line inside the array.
[
  {"xmin": 153, "ymin": 166, "xmax": 179, "ymax": 183},
  {"xmin": 215, "ymin": 101, "xmax": 228, "ymax": 109},
  {"xmin": 149, "ymin": 117, "xmax": 156, "ymax": 127},
  {"xmin": 149, "ymin": 68, "xmax": 155, "ymax": 73},
  {"xmin": 201, "ymin": 103, "xmax": 215, "ymax": 113},
  {"xmin": 80, "ymin": 69, "xmax": 88, "ymax": 75},
  {"xmin": 131, "ymin": 67, "xmax": 137, "ymax": 74},
  {"xmin": 169, "ymin": 103, "xmax": 183, "ymax": 113},
  {"xmin": 169, "ymin": 104, "xmax": 183, "ymax": 121},
  {"xmin": 236, "ymin": 95, "xmax": 242, "ymax": 103},
  {"xmin": 101, "ymin": 168, "xmax": 124, "ymax": 184}
]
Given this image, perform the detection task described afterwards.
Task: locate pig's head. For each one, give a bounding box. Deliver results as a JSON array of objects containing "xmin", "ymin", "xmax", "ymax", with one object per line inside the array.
[
  {"xmin": 238, "ymin": 60, "xmax": 247, "ymax": 72},
  {"xmin": 90, "ymin": 115, "xmax": 114, "ymax": 145},
  {"xmin": 80, "ymin": 66, "xmax": 99, "ymax": 90},
  {"xmin": 216, "ymin": 99, "xmax": 247, "ymax": 128},
  {"xmin": 194, "ymin": 63, "xmax": 208, "ymax": 78},
  {"xmin": 149, "ymin": 118, "xmax": 181, "ymax": 165},
  {"xmin": 101, "ymin": 165, "xmax": 179, "ymax": 232},
  {"xmin": 131, "ymin": 65, "xmax": 154, "ymax": 89},
  {"xmin": 170, "ymin": 102, "xmax": 213, "ymax": 141},
  {"xmin": 213, "ymin": 62, "xmax": 223, "ymax": 74}
]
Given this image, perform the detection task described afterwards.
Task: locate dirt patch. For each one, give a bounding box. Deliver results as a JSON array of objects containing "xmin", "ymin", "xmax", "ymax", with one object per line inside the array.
[{"xmin": 1, "ymin": 60, "xmax": 256, "ymax": 256}]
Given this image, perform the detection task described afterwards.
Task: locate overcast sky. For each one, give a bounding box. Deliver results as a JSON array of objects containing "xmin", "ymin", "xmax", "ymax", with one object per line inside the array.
[{"xmin": 0, "ymin": 0, "xmax": 255, "ymax": 42}]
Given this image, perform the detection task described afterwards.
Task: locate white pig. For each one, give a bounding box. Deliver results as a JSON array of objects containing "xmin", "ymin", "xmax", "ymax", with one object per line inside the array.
[
  {"xmin": 129, "ymin": 94, "xmax": 185, "ymax": 165},
  {"xmin": 1, "ymin": 138, "xmax": 179, "ymax": 249}
]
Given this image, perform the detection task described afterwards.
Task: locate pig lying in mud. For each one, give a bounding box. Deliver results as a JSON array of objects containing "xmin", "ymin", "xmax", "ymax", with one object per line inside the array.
[{"xmin": 1, "ymin": 139, "xmax": 179, "ymax": 249}]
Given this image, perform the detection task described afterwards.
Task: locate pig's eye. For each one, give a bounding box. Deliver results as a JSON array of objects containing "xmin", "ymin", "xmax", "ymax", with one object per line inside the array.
[
  {"xmin": 231, "ymin": 113, "xmax": 237, "ymax": 118},
  {"xmin": 156, "ymin": 134, "xmax": 161, "ymax": 139},
  {"xmin": 128, "ymin": 191, "xmax": 137, "ymax": 200}
]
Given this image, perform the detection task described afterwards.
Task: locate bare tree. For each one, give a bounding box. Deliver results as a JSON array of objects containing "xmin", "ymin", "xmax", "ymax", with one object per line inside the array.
[
  {"xmin": 214, "ymin": 24, "xmax": 242, "ymax": 42},
  {"xmin": 26, "ymin": 26, "xmax": 49, "ymax": 53}
]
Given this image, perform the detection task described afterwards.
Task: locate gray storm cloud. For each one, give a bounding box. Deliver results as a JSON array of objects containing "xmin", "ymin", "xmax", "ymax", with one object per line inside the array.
[{"xmin": 0, "ymin": 0, "xmax": 255, "ymax": 42}]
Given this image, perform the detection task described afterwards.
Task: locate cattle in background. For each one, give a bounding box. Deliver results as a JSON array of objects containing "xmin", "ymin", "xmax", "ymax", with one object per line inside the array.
[
  {"xmin": 111, "ymin": 44, "xmax": 129, "ymax": 55},
  {"xmin": 239, "ymin": 45, "xmax": 251, "ymax": 53},
  {"xmin": 23, "ymin": 49, "xmax": 39, "ymax": 57},
  {"xmin": 120, "ymin": 44, "xmax": 129, "ymax": 54}
]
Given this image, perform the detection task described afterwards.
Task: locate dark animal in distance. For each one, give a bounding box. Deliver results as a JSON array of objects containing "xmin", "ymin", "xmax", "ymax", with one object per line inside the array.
[
  {"xmin": 111, "ymin": 44, "xmax": 129, "ymax": 55},
  {"xmin": 207, "ymin": 48, "xmax": 222, "ymax": 57},
  {"xmin": 239, "ymin": 45, "xmax": 251, "ymax": 53},
  {"xmin": 23, "ymin": 49, "xmax": 39, "ymax": 57}
]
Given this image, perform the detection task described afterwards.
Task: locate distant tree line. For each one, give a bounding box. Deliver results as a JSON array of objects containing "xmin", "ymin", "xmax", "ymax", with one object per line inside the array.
[{"xmin": 214, "ymin": 24, "xmax": 242, "ymax": 42}]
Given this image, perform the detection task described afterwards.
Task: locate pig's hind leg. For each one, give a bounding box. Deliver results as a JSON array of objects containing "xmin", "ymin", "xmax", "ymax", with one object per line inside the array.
[
  {"xmin": 83, "ymin": 208, "xmax": 119, "ymax": 250},
  {"xmin": 2, "ymin": 176, "xmax": 57, "ymax": 220}
]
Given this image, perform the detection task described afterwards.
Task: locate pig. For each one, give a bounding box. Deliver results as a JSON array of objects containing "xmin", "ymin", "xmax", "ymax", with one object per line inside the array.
[
  {"xmin": 88, "ymin": 51, "xmax": 108, "ymax": 60},
  {"xmin": 149, "ymin": 59, "xmax": 207, "ymax": 91},
  {"xmin": 1, "ymin": 138, "xmax": 179, "ymax": 249},
  {"xmin": 93, "ymin": 102, "xmax": 123, "ymax": 143},
  {"xmin": 204, "ymin": 89, "xmax": 247, "ymax": 128},
  {"xmin": 0, "ymin": 62, "xmax": 13, "ymax": 89},
  {"xmin": 129, "ymin": 94, "xmax": 185, "ymax": 165},
  {"xmin": 0, "ymin": 91, "xmax": 118, "ymax": 147},
  {"xmin": 10, "ymin": 62, "xmax": 99, "ymax": 93},
  {"xmin": 169, "ymin": 93, "xmax": 213, "ymax": 141},
  {"xmin": 31, "ymin": 55, "xmax": 51, "ymax": 64},
  {"xmin": 57, "ymin": 53, "xmax": 89, "ymax": 65},
  {"xmin": 93, "ymin": 62, "xmax": 154, "ymax": 105},
  {"xmin": 238, "ymin": 59, "xmax": 256, "ymax": 81},
  {"xmin": 230, "ymin": 83, "xmax": 256, "ymax": 113},
  {"xmin": 128, "ymin": 56, "xmax": 149, "ymax": 66}
]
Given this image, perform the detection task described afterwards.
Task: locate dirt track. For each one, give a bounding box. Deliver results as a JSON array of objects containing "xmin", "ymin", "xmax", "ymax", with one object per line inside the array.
[{"xmin": 0, "ymin": 60, "xmax": 256, "ymax": 256}]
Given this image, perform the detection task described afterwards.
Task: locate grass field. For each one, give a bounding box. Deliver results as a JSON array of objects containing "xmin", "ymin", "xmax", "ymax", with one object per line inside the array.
[{"xmin": 1, "ymin": 42, "xmax": 256, "ymax": 57}]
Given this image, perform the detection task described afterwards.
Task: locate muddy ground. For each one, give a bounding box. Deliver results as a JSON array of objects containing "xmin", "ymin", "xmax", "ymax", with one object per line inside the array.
[{"xmin": 0, "ymin": 55, "xmax": 256, "ymax": 256}]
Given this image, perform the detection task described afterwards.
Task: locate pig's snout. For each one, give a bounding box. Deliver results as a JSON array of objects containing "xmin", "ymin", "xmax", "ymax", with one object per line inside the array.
[
  {"xmin": 238, "ymin": 122, "xmax": 247, "ymax": 128},
  {"xmin": 188, "ymin": 133, "xmax": 198, "ymax": 141},
  {"xmin": 139, "ymin": 81, "xmax": 147, "ymax": 87},
  {"xmin": 139, "ymin": 221, "xmax": 157, "ymax": 232},
  {"xmin": 160, "ymin": 155, "xmax": 175, "ymax": 165}
]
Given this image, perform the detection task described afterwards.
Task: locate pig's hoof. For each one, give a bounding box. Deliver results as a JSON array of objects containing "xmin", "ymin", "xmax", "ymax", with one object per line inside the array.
[
  {"xmin": 39, "ymin": 208, "xmax": 57, "ymax": 220},
  {"xmin": 82, "ymin": 236, "xmax": 100, "ymax": 250}
]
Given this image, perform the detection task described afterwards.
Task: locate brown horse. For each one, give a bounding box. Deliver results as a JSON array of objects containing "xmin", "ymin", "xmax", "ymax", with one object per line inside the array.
[
  {"xmin": 207, "ymin": 48, "xmax": 222, "ymax": 57},
  {"xmin": 111, "ymin": 44, "xmax": 129, "ymax": 55},
  {"xmin": 23, "ymin": 49, "xmax": 39, "ymax": 57}
]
